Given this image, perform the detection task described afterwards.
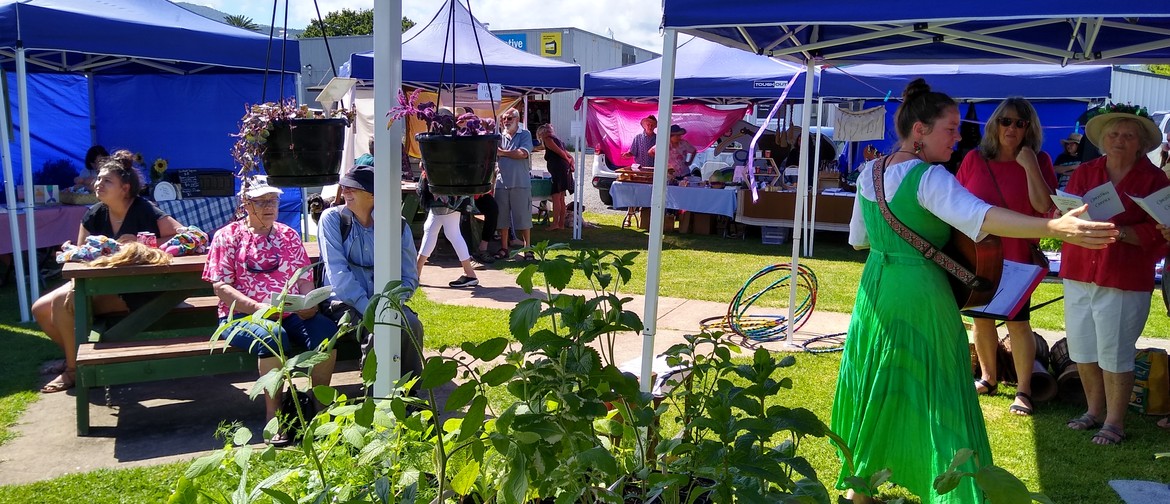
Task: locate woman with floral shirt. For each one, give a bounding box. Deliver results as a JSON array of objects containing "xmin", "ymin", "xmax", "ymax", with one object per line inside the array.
[{"xmin": 202, "ymin": 175, "xmax": 337, "ymax": 446}]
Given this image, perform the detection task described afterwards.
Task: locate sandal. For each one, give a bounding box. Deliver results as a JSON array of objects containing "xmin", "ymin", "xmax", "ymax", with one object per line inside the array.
[
  {"xmin": 1091, "ymin": 424, "xmax": 1125, "ymax": 445},
  {"xmin": 493, "ymin": 248, "xmax": 510, "ymax": 261},
  {"xmin": 1067, "ymin": 412, "xmax": 1101, "ymax": 431},
  {"xmin": 974, "ymin": 378, "xmax": 998, "ymax": 396},
  {"xmin": 1009, "ymin": 392, "xmax": 1034, "ymax": 416},
  {"xmin": 523, "ymin": 251, "xmax": 535, "ymax": 261},
  {"xmin": 41, "ymin": 369, "xmax": 75, "ymax": 394},
  {"xmin": 268, "ymin": 431, "xmax": 293, "ymax": 447}
]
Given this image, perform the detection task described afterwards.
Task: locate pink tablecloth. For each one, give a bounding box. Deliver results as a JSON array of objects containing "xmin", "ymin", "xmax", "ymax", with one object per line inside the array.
[{"xmin": 0, "ymin": 204, "xmax": 89, "ymax": 254}]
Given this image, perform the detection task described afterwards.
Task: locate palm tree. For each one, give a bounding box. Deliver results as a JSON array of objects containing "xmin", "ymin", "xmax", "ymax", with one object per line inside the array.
[{"xmin": 223, "ymin": 14, "xmax": 260, "ymax": 32}]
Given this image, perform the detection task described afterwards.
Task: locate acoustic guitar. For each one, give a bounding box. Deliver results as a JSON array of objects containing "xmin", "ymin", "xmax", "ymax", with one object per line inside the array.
[{"xmin": 943, "ymin": 231, "xmax": 1003, "ymax": 311}]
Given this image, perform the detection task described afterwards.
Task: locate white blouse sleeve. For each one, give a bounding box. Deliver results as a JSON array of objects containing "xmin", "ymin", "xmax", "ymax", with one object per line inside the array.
[{"xmin": 917, "ymin": 165, "xmax": 993, "ymax": 241}]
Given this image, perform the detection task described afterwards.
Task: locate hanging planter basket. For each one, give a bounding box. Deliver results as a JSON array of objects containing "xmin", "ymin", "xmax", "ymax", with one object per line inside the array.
[
  {"xmin": 261, "ymin": 118, "xmax": 348, "ymax": 187},
  {"xmin": 416, "ymin": 132, "xmax": 501, "ymax": 195}
]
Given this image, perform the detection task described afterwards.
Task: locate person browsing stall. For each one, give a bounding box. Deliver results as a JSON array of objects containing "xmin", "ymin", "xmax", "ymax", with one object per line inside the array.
[
  {"xmin": 956, "ymin": 97, "xmax": 1057, "ymax": 418},
  {"xmin": 494, "ymin": 109, "xmax": 535, "ymax": 260},
  {"xmin": 648, "ymin": 125, "xmax": 697, "ymax": 181},
  {"xmin": 318, "ymin": 165, "xmax": 424, "ymax": 381},
  {"xmin": 203, "ymin": 175, "xmax": 338, "ymax": 446},
  {"xmin": 1060, "ymin": 105, "xmax": 1169, "ymax": 446},
  {"xmin": 835, "ymin": 79, "xmax": 1114, "ymax": 504},
  {"xmin": 536, "ymin": 123, "xmax": 575, "ymax": 230},
  {"xmin": 624, "ymin": 115, "xmax": 657, "ymax": 167},
  {"xmin": 1053, "ymin": 132, "xmax": 1083, "ymax": 189},
  {"xmin": 33, "ymin": 150, "xmax": 183, "ymax": 393}
]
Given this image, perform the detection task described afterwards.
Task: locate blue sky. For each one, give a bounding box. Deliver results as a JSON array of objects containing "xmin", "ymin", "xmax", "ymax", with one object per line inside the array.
[{"xmin": 177, "ymin": 0, "xmax": 664, "ymax": 52}]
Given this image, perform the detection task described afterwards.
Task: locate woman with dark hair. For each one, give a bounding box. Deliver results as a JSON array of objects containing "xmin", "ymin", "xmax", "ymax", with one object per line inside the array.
[
  {"xmin": 32, "ymin": 150, "xmax": 183, "ymax": 393},
  {"xmin": 74, "ymin": 145, "xmax": 109, "ymax": 188},
  {"xmin": 536, "ymin": 123, "xmax": 575, "ymax": 230},
  {"xmin": 956, "ymin": 97, "xmax": 1057, "ymax": 417},
  {"xmin": 834, "ymin": 79, "xmax": 1115, "ymax": 503}
]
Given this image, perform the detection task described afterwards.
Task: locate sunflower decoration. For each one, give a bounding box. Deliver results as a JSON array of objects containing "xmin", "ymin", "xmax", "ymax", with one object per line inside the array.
[{"xmin": 151, "ymin": 157, "xmax": 168, "ymax": 183}]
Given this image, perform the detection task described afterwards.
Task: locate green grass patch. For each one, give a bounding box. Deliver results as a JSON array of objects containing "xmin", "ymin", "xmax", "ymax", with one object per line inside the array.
[
  {"xmin": 516, "ymin": 212, "xmax": 1170, "ymax": 338},
  {"xmin": 0, "ymin": 279, "xmax": 68, "ymax": 446}
]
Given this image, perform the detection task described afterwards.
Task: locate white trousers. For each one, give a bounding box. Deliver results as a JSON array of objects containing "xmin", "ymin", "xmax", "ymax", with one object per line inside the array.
[{"xmin": 418, "ymin": 210, "xmax": 471, "ymax": 261}]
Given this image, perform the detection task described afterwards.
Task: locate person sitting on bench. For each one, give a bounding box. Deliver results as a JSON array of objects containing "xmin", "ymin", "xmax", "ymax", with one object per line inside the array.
[
  {"xmin": 34, "ymin": 150, "xmax": 184, "ymax": 394},
  {"xmin": 317, "ymin": 165, "xmax": 425, "ymax": 385},
  {"xmin": 203, "ymin": 175, "xmax": 338, "ymax": 446}
]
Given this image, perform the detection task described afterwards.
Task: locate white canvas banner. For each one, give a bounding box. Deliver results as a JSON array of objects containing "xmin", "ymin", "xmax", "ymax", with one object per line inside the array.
[{"xmin": 834, "ymin": 105, "xmax": 886, "ymax": 142}]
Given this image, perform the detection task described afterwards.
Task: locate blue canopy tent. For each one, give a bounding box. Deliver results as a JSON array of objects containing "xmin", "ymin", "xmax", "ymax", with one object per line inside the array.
[
  {"xmin": 627, "ymin": 2, "xmax": 1170, "ymax": 393},
  {"xmin": 821, "ymin": 64, "xmax": 1113, "ymax": 163},
  {"xmin": 1, "ymin": 0, "xmax": 300, "ymax": 320},
  {"xmin": 346, "ymin": 0, "xmax": 580, "ymax": 95},
  {"xmin": 584, "ymin": 36, "xmax": 812, "ymax": 101}
]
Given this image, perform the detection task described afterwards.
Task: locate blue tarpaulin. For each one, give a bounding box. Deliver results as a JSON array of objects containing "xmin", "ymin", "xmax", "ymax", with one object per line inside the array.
[
  {"xmin": 584, "ymin": 37, "xmax": 811, "ymax": 100},
  {"xmin": 821, "ymin": 64, "xmax": 1112, "ymax": 101}
]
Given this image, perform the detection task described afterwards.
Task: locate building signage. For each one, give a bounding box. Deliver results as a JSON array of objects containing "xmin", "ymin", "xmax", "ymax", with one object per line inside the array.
[
  {"xmin": 540, "ymin": 32, "xmax": 562, "ymax": 57},
  {"xmin": 497, "ymin": 33, "xmax": 527, "ymax": 51}
]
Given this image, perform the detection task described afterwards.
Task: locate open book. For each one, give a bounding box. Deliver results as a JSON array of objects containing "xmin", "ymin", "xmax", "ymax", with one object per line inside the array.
[
  {"xmin": 1129, "ymin": 185, "xmax": 1170, "ymax": 226},
  {"xmin": 962, "ymin": 260, "xmax": 1047, "ymax": 320},
  {"xmin": 1050, "ymin": 182, "xmax": 1123, "ymax": 221},
  {"xmin": 270, "ymin": 286, "xmax": 331, "ymax": 312}
]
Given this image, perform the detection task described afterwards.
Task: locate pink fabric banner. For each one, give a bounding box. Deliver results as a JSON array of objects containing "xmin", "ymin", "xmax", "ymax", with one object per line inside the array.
[{"xmin": 585, "ymin": 99, "xmax": 750, "ymax": 168}]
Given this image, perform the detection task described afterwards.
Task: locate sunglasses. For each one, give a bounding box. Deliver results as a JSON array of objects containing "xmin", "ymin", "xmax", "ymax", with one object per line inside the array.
[
  {"xmin": 997, "ymin": 117, "xmax": 1030, "ymax": 129},
  {"xmin": 249, "ymin": 198, "xmax": 279, "ymax": 209}
]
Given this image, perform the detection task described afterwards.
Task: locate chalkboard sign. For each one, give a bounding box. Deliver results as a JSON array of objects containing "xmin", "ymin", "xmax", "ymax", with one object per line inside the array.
[
  {"xmin": 175, "ymin": 169, "xmax": 202, "ymax": 197},
  {"xmin": 171, "ymin": 169, "xmax": 236, "ymax": 197}
]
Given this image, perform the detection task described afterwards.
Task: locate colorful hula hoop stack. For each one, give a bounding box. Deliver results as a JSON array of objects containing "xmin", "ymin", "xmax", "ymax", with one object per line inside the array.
[{"xmin": 700, "ymin": 263, "xmax": 819, "ymax": 343}]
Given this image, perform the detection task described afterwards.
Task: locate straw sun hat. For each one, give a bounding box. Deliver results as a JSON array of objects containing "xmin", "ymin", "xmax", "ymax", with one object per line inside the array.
[{"xmin": 1084, "ymin": 104, "xmax": 1163, "ymax": 154}]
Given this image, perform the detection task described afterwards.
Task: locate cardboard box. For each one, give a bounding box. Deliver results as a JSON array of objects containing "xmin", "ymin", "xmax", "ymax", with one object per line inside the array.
[
  {"xmin": 16, "ymin": 185, "xmax": 60, "ymax": 205},
  {"xmin": 638, "ymin": 208, "xmax": 676, "ymax": 232},
  {"xmin": 690, "ymin": 213, "xmax": 715, "ymax": 235}
]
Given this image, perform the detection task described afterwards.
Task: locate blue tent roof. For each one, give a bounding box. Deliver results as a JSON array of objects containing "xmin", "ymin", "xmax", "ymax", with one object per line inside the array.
[
  {"xmin": 347, "ymin": 0, "xmax": 579, "ymax": 94},
  {"xmin": 0, "ymin": 0, "xmax": 298, "ymax": 73},
  {"xmin": 584, "ymin": 37, "xmax": 812, "ymax": 100},
  {"xmin": 821, "ymin": 64, "xmax": 1112, "ymax": 100},
  {"xmin": 661, "ymin": 1, "xmax": 1170, "ymax": 65}
]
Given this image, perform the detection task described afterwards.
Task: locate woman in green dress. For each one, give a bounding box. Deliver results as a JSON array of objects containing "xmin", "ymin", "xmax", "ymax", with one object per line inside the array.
[{"xmin": 833, "ymin": 79, "xmax": 1118, "ymax": 504}]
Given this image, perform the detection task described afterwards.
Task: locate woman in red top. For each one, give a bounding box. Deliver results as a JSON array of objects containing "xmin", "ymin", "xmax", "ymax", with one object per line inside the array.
[
  {"xmin": 1061, "ymin": 106, "xmax": 1168, "ymax": 445},
  {"xmin": 957, "ymin": 97, "xmax": 1056, "ymax": 417}
]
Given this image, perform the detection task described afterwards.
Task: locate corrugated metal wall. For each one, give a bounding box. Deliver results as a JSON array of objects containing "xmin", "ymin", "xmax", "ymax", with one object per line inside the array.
[{"xmin": 1111, "ymin": 68, "xmax": 1170, "ymax": 112}]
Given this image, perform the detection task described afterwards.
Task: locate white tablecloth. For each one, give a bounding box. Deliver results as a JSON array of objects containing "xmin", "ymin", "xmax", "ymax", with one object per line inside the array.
[{"xmin": 609, "ymin": 182, "xmax": 738, "ymax": 218}]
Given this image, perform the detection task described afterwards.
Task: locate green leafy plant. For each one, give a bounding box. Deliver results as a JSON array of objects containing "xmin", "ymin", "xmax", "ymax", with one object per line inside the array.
[{"xmin": 231, "ymin": 97, "xmax": 356, "ymax": 178}]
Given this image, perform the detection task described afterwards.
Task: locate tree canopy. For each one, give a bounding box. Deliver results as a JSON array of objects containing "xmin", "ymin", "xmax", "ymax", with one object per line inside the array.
[
  {"xmin": 1149, "ymin": 64, "xmax": 1170, "ymax": 77},
  {"xmin": 223, "ymin": 14, "xmax": 259, "ymax": 32},
  {"xmin": 300, "ymin": 9, "xmax": 415, "ymax": 37}
]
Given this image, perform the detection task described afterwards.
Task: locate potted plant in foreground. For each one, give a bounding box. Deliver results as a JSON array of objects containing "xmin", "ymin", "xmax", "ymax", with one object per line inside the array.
[
  {"xmin": 232, "ymin": 97, "xmax": 356, "ymax": 187},
  {"xmin": 388, "ymin": 88, "xmax": 500, "ymax": 195}
]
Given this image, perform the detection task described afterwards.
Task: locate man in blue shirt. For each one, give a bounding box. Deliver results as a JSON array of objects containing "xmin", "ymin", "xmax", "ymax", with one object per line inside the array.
[
  {"xmin": 494, "ymin": 109, "xmax": 535, "ymax": 259},
  {"xmin": 317, "ymin": 165, "xmax": 424, "ymax": 382}
]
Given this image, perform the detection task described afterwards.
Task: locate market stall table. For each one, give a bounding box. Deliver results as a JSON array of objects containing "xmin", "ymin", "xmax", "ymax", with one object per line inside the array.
[
  {"xmin": 0, "ymin": 204, "xmax": 89, "ymax": 254},
  {"xmin": 735, "ymin": 189, "xmax": 855, "ymax": 232},
  {"xmin": 609, "ymin": 181, "xmax": 738, "ymax": 218}
]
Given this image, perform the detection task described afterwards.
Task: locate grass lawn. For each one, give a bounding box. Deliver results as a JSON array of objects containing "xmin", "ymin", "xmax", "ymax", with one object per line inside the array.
[
  {"xmin": 514, "ymin": 211, "xmax": 1170, "ymax": 339},
  {"xmin": 2, "ymin": 219, "xmax": 1170, "ymax": 502}
]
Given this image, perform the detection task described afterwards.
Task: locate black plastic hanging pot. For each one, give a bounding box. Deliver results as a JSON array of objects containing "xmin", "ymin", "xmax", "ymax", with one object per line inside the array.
[
  {"xmin": 261, "ymin": 118, "xmax": 347, "ymax": 187},
  {"xmin": 416, "ymin": 132, "xmax": 500, "ymax": 195}
]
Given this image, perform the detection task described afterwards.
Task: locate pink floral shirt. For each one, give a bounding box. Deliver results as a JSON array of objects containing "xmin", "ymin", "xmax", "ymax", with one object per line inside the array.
[{"xmin": 202, "ymin": 220, "xmax": 312, "ymax": 318}]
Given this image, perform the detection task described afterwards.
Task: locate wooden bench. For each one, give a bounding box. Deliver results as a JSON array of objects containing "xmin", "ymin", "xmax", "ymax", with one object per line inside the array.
[{"xmin": 64, "ymin": 243, "xmax": 336, "ymax": 435}]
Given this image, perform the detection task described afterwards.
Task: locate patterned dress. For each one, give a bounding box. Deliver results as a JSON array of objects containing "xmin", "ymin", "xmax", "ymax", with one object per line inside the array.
[{"xmin": 833, "ymin": 163, "xmax": 992, "ymax": 503}]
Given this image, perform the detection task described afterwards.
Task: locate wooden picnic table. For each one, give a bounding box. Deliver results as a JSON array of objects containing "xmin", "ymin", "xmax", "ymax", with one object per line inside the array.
[{"xmin": 62, "ymin": 242, "xmax": 320, "ymax": 435}]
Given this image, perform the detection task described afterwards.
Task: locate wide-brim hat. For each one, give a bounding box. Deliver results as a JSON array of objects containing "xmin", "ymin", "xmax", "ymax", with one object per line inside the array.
[
  {"xmin": 669, "ymin": 124, "xmax": 687, "ymax": 136},
  {"xmin": 339, "ymin": 165, "xmax": 375, "ymax": 194},
  {"xmin": 1085, "ymin": 113, "xmax": 1162, "ymax": 153},
  {"xmin": 1060, "ymin": 133, "xmax": 1083, "ymax": 145},
  {"xmin": 244, "ymin": 175, "xmax": 283, "ymax": 198}
]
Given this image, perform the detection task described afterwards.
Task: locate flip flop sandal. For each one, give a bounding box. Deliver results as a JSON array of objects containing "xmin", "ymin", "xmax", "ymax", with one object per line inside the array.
[
  {"xmin": 1067, "ymin": 412, "xmax": 1101, "ymax": 431},
  {"xmin": 493, "ymin": 248, "xmax": 510, "ymax": 260},
  {"xmin": 268, "ymin": 431, "xmax": 293, "ymax": 447},
  {"xmin": 1091, "ymin": 424, "xmax": 1125, "ymax": 445},
  {"xmin": 974, "ymin": 378, "xmax": 998, "ymax": 396},
  {"xmin": 40, "ymin": 370, "xmax": 75, "ymax": 394},
  {"xmin": 1009, "ymin": 392, "xmax": 1034, "ymax": 416},
  {"xmin": 523, "ymin": 251, "xmax": 535, "ymax": 261}
]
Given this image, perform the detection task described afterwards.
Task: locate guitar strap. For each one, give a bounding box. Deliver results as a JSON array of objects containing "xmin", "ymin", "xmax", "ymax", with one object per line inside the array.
[{"xmin": 872, "ymin": 156, "xmax": 986, "ymax": 290}]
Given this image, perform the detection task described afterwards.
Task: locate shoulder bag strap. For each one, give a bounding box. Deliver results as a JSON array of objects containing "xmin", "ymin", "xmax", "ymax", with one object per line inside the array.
[
  {"xmin": 981, "ymin": 154, "xmax": 1010, "ymax": 208},
  {"xmin": 872, "ymin": 156, "xmax": 981, "ymax": 288}
]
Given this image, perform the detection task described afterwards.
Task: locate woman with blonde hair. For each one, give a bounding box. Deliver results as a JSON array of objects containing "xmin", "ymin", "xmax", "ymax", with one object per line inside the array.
[
  {"xmin": 536, "ymin": 123, "xmax": 575, "ymax": 230},
  {"xmin": 956, "ymin": 97, "xmax": 1057, "ymax": 417}
]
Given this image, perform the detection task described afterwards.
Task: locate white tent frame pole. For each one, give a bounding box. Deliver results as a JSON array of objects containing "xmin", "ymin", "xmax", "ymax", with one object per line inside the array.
[
  {"xmin": 787, "ymin": 59, "xmax": 815, "ymax": 335},
  {"xmin": 806, "ymin": 97, "xmax": 825, "ymax": 257},
  {"xmin": 372, "ymin": 0, "xmax": 405, "ymax": 398},
  {"xmin": 1, "ymin": 68, "xmax": 31, "ymax": 322},
  {"xmin": 573, "ymin": 87, "xmax": 585, "ymax": 240},
  {"xmin": 640, "ymin": 28, "xmax": 679, "ymax": 394},
  {"xmin": 17, "ymin": 48, "xmax": 40, "ymax": 301}
]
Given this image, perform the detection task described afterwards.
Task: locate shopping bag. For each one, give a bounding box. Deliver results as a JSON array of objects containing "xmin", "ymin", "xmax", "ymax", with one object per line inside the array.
[{"xmin": 1130, "ymin": 348, "xmax": 1170, "ymax": 415}]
